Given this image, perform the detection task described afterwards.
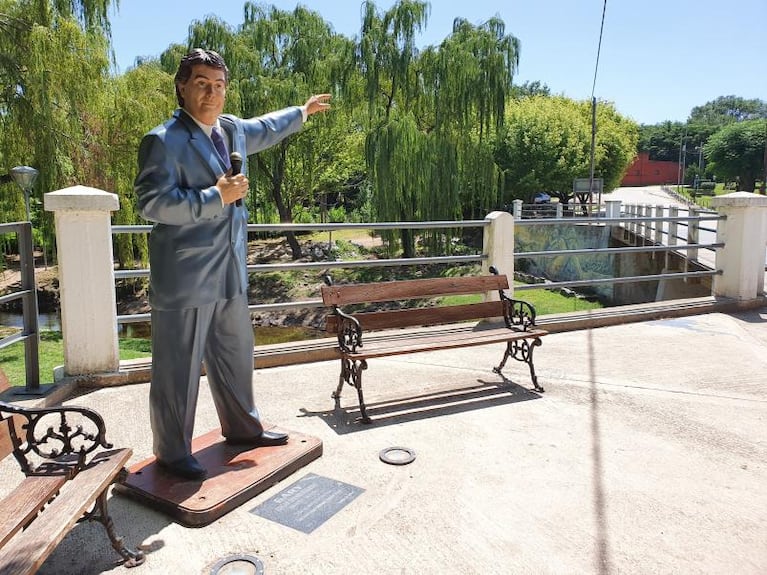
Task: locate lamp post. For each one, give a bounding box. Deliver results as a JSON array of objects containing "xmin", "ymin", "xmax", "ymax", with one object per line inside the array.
[
  {"xmin": 10, "ymin": 166, "xmax": 45, "ymax": 268},
  {"xmin": 10, "ymin": 166, "xmax": 38, "ymax": 223},
  {"xmin": 8, "ymin": 165, "xmax": 45, "ymax": 394}
]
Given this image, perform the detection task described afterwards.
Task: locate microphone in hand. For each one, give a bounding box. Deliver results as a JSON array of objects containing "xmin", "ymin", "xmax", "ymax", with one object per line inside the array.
[{"xmin": 230, "ymin": 152, "xmax": 243, "ymax": 206}]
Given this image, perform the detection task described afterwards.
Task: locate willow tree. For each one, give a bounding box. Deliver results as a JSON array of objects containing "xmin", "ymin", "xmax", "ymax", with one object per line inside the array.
[
  {"xmin": 362, "ymin": 2, "xmax": 519, "ymax": 256},
  {"xmin": 425, "ymin": 16, "xmax": 518, "ymax": 219},
  {"xmin": 102, "ymin": 63, "xmax": 176, "ymax": 268},
  {"xmin": 0, "ymin": 0, "xmax": 116, "ymax": 262},
  {"xmin": 182, "ymin": 4, "xmax": 359, "ymax": 259}
]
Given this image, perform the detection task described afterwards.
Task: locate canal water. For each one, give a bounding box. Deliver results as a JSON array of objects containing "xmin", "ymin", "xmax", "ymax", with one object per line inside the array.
[{"xmin": 0, "ymin": 310, "xmax": 324, "ymax": 345}]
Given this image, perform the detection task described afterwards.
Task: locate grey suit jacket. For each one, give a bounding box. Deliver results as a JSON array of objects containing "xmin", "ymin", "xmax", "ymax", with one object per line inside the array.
[{"xmin": 135, "ymin": 107, "xmax": 304, "ymax": 310}]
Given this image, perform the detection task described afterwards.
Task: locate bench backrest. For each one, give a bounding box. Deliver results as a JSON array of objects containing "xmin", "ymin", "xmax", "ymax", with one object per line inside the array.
[
  {"xmin": 0, "ymin": 418, "xmax": 14, "ymax": 462},
  {"xmin": 0, "ymin": 380, "xmax": 13, "ymax": 462},
  {"xmin": 322, "ymin": 274, "xmax": 509, "ymax": 333}
]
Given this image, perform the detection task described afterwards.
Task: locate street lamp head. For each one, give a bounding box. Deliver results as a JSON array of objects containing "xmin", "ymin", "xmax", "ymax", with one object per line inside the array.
[{"xmin": 10, "ymin": 166, "xmax": 39, "ymax": 191}]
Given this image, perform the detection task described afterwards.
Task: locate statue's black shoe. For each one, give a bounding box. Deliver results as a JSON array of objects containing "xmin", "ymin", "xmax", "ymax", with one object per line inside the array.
[
  {"xmin": 157, "ymin": 455, "xmax": 207, "ymax": 480},
  {"xmin": 225, "ymin": 429, "xmax": 289, "ymax": 447}
]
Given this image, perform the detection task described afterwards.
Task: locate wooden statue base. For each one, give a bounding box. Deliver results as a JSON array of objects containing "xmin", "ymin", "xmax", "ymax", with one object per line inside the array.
[{"xmin": 114, "ymin": 427, "xmax": 322, "ymax": 527}]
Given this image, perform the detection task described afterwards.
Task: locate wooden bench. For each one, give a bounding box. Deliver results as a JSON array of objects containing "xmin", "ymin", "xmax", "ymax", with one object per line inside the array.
[
  {"xmin": 0, "ymin": 387, "xmax": 145, "ymax": 574},
  {"xmin": 321, "ymin": 268, "xmax": 548, "ymax": 423}
]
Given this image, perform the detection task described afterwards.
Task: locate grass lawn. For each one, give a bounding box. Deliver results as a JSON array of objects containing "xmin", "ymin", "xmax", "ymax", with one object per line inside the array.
[
  {"xmin": 440, "ymin": 285, "xmax": 601, "ymax": 315},
  {"xmin": 0, "ymin": 330, "xmax": 151, "ymax": 387}
]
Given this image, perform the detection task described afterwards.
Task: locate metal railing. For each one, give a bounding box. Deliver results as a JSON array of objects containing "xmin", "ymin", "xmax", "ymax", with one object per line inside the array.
[
  {"xmin": 0, "ymin": 222, "xmax": 41, "ymax": 393},
  {"xmin": 111, "ymin": 206, "xmax": 725, "ymax": 326},
  {"xmin": 111, "ymin": 220, "xmax": 488, "ymax": 323},
  {"xmin": 512, "ymin": 207, "xmax": 724, "ymax": 292}
]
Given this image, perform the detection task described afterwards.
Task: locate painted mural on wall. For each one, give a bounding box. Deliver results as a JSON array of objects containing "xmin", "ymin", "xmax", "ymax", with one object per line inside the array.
[
  {"xmin": 515, "ymin": 223, "xmax": 616, "ymax": 302},
  {"xmin": 515, "ymin": 223, "xmax": 709, "ymax": 305}
]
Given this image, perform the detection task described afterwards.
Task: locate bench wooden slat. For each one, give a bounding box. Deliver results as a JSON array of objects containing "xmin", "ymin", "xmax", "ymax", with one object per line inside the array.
[
  {"xmin": 322, "ymin": 275, "xmax": 508, "ymax": 306},
  {"xmin": 341, "ymin": 325, "xmax": 548, "ymax": 360},
  {"xmin": 0, "ymin": 475, "xmax": 67, "ymax": 548},
  {"xmin": 0, "ymin": 415, "xmax": 28, "ymax": 462},
  {"xmin": 0, "ymin": 418, "xmax": 14, "ymax": 461},
  {"xmin": 326, "ymin": 301, "xmax": 505, "ymax": 333},
  {"xmin": 0, "ymin": 447, "xmax": 132, "ymax": 575}
]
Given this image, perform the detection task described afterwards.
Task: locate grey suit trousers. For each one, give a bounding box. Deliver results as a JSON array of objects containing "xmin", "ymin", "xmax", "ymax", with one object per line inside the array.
[{"xmin": 149, "ymin": 294, "xmax": 263, "ymax": 462}]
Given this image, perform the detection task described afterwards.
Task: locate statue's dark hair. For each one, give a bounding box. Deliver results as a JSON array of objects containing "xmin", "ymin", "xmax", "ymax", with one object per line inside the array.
[{"xmin": 174, "ymin": 48, "xmax": 229, "ymax": 106}]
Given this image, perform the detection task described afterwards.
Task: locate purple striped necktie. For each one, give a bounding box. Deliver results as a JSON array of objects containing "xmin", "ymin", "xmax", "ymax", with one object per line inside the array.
[{"xmin": 211, "ymin": 126, "xmax": 231, "ymax": 170}]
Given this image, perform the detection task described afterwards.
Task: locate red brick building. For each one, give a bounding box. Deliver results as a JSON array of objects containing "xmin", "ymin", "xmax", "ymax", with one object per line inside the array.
[{"xmin": 621, "ymin": 152, "xmax": 679, "ymax": 186}]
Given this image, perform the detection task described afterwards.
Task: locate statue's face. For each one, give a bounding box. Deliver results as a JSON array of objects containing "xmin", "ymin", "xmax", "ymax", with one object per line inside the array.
[{"xmin": 178, "ymin": 64, "xmax": 227, "ymax": 125}]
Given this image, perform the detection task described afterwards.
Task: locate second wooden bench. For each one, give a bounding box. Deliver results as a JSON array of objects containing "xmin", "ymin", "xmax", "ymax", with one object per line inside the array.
[
  {"xmin": 321, "ymin": 268, "xmax": 548, "ymax": 423},
  {"xmin": 0, "ymin": 393, "xmax": 145, "ymax": 574}
]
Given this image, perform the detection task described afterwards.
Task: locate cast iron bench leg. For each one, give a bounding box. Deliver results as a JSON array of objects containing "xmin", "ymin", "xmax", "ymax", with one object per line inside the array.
[
  {"xmin": 493, "ymin": 337, "xmax": 545, "ymax": 393},
  {"xmin": 335, "ymin": 358, "xmax": 372, "ymax": 423},
  {"xmin": 84, "ymin": 479, "xmax": 145, "ymax": 567}
]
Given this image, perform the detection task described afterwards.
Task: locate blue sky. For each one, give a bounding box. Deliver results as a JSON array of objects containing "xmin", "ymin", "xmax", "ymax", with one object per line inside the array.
[{"xmin": 109, "ymin": 0, "xmax": 767, "ymax": 125}]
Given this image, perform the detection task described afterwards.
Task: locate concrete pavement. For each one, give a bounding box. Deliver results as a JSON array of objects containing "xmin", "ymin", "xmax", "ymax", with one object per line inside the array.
[{"xmin": 1, "ymin": 308, "xmax": 766, "ymax": 574}]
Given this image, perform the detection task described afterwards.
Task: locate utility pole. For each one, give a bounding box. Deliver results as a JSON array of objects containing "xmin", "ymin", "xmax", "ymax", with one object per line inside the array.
[
  {"xmin": 762, "ymin": 121, "xmax": 766, "ymax": 194},
  {"xmin": 677, "ymin": 136, "xmax": 684, "ymax": 193}
]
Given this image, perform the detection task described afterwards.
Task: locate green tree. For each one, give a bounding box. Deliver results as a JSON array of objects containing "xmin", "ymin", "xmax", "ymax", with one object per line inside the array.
[
  {"xmin": 689, "ymin": 95, "xmax": 767, "ymax": 126},
  {"xmin": 704, "ymin": 119, "xmax": 766, "ymax": 192},
  {"xmin": 103, "ymin": 63, "xmax": 176, "ymax": 268},
  {"xmin": 363, "ymin": 2, "xmax": 518, "ymax": 256},
  {"xmin": 493, "ymin": 96, "xmax": 637, "ymax": 204},
  {"xmin": 511, "ymin": 80, "xmax": 551, "ymax": 99},
  {"xmin": 179, "ymin": 4, "xmax": 359, "ymax": 259},
  {"xmin": 638, "ymin": 121, "xmax": 687, "ymax": 162},
  {"xmin": 0, "ymin": 0, "xmax": 115, "ymax": 261}
]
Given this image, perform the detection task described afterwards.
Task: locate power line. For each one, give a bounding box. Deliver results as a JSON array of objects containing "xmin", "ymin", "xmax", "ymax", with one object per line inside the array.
[
  {"xmin": 589, "ymin": 0, "xmax": 608, "ymax": 207},
  {"xmin": 591, "ymin": 0, "xmax": 608, "ymax": 100}
]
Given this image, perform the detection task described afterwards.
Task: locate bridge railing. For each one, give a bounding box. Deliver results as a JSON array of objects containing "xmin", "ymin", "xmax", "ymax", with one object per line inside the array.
[
  {"xmin": 37, "ymin": 188, "xmax": 767, "ymax": 380},
  {"xmin": 0, "ymin": 221, "xmax": 40, "ymax": 394}
]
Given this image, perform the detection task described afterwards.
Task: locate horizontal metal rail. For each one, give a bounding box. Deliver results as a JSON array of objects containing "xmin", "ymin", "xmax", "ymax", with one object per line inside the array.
[
  {"xmin": 517, "ymin": 243, "xmax": 723, "ymax": 259},
  {"xmin": 113, "ymin": 254, "xmax": 485, "ymax": 280},
  {"xmin": 0, "ymin": 331, "xmax": 26, "ymax": 351},
  {"xmin": 516, "ymin": 214, "xmax": 723, "ymax": 226},
  {"xmin": 111, "ymin": 220, "xmax": 486, "ymax": 235},
  {"xmin": 118, "ymin": 299, "xmax": 328, "ymax": 324},
  {"xmin": 117, "ymin": 267, "xmax": 722, "ymax": 325},
  {"xmin": 0, "ymin": 289, "xmax": 33, "ymax": 306},
  {"xmin": 514, "ymin": 269, "xmax": 720, "ymax": 292}
]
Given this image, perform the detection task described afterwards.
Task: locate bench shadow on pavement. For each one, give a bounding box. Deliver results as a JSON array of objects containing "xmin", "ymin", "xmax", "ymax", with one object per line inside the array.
[
  {"xmin": 37, "ymin": 492, "xmax": 171, "ymax": 574},
  {"xmin": 299, "ymin": 376, "xmax": 542, "ymax": 434}
]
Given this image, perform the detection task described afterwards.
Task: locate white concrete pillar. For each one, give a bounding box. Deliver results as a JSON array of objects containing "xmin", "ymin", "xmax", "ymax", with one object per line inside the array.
[
  {"xmin": 710, "ymin": 192, "xmax": 767, "ymax": 300},
  {"xmin": 483, "ymin": 211, "xmax": 515, "ymax": 299},
  {"xmin": 653, "ymin": 205, "xmax": 664, "ymax": 245},
  {"xmin": 45, "ymin": 186, "xmax": 120, "ymax": 375},
  {"xmin": 604, "ymin": 200, "xmax": 621, "ymax": 219},
  {"xmin": 511, "ymin": 199, "xmax": 523, "ymax": 220}
]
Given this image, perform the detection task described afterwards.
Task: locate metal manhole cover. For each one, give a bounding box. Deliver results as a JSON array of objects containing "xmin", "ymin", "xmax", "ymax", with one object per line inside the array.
[
  {"xmin": 379, "ymin": 446, "xmax": 416, "ymax": 465},
  {"xmin": 210, "ymin": 554, "xmax": 264, "ymax": 575}
]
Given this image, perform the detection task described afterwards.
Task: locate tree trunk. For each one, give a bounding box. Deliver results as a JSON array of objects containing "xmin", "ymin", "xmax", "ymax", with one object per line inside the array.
[
  {"xmin": 267, "ymin": 143, "xmax": 302, "ymax": 259},
  {"xmin": 401, "ymin": 228, "xmax": 415, "ymax": 258},
  {"xmin": 741, "ymin": 176, "xmax": 756, "ymax": 194}
]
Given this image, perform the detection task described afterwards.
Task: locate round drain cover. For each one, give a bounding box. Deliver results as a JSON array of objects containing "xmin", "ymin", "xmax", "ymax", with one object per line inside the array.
[
  {"xmin": 210, "ymin": 554, "xmax": 264, "ymax": 575},
  {"xmin": 379, "ymin": 446, "xmax": 416, "ymax": 465}
]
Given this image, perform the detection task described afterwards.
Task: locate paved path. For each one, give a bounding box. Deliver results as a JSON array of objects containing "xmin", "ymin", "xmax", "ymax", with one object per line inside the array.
[
  {"xmin": 2, "ymin": 310, "xmax": 765, "ymax": 574},
  {"xmin": 602, "ymin": 185, "xmax": 691, "ymax": 208}
]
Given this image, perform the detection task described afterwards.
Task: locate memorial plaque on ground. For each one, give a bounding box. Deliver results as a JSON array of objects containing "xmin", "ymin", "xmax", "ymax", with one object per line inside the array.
[{"xmin": 250, "ymin": 473, "xmax": 364, "ymax": 533}]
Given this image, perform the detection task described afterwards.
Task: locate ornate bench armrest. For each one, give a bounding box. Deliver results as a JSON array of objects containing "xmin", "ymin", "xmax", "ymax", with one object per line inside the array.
[
  {"xmin": 333, "ymin": 307, "xmax": 364, "ymax": 353},
  {"xmin": 0, "ymin": 401, "xmax": 113, "ymax": 476},
  {"xmin": 500, "ymin": 294, "xmax": 538, "ymax": 331}
]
